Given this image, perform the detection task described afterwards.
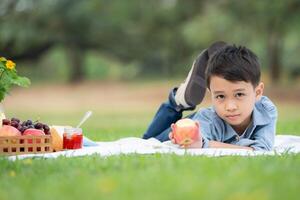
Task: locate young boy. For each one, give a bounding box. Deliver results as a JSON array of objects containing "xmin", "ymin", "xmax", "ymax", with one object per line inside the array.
[{"xmin": 142, "ymin": 42, "xmax": 277, "ymax": 151}]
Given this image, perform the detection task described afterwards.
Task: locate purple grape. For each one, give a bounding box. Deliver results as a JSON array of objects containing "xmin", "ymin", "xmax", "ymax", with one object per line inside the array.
[
  {"xmin": 43, "ymin": 124, "xmax": 50, "ymax": 132},
  {"xmin": 11, "ymin": 117, "xmax": 20, "ymax": 123},
  {"xmin": 11, "ymin": 121, "xmax": 19, "ymax": 128},
  {"xmin": 25, "ymin": 120, "xmax": 33, "ymax": 126},
  {"xmin": 27, "ymin": 124, "xmax": 34, "ymax": 129},
  {"xmin": 21, "ymin": 121, "xmax": 27, "ymax": 126},
  {"xmin": 2, "ymin": 119, "xmax": 10, "ymax": 125},
  {"xmin": 34, "ymin": 122, "xmax": 44, "ymax": 129},
  {"xmin": 17, "ymin": 125, "xmax": 23, "ymax": 131},
  {"xmin": 19, "ymin": 126, "xmax": 27, "ymax": 133}
]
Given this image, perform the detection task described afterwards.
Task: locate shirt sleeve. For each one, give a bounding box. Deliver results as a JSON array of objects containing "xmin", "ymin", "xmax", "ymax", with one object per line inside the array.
[
  {"xmin": 236, "ymin": 97, "xmax": 278, "ymax": 151},
  {"xmin": 193, "ymin": 107, "xmax": 224, "ymax": 148},
  {"xmin": 236, "ymin": 121, "xmax": 276, "ymax": 150}
]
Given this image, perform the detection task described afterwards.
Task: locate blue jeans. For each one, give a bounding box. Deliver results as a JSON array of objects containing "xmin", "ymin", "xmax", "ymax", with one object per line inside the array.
[{"xmin": 142, "ymin": 88, "xmax": 195, "ymax": 142}]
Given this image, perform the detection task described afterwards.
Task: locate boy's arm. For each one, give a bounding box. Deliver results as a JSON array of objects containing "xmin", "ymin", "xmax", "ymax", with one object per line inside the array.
[
  {"xmin": 236, "ymin": 123, "xmax": 276, "ymax": 151},
  {"xmin": 170, "ymin": 133, "xmax": 253, "ymax": 150},
  {"xmin": 206, "ymin": 117, "xmax": 276, "ymax": 151},
  {"xmin": 181, "ymin": 139, "xmax": 253, "ymax": 150},
  {"xmin": 208, "ymin": 140, "xmax": 253, "ymax": 150}
]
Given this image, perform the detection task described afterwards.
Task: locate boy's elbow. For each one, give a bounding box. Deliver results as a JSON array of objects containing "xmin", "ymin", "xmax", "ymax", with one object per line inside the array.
[
  {"xmin": 251, "ymin": 135, "xmax": 275, "ymax": 151},
  {"xmin": 251, "ymin": 142, "xmax": 273, "ymax": 151}
]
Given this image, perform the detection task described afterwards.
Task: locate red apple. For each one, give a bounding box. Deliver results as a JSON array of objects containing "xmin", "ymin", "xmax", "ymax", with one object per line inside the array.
[
  {"xmin": 23, "ymin": 128, "xmax": 45, "ymax": 136},
  {"xmin": 171, "ymin": 119, "xmax": 201, "ymax": 147},
  {"xmin": 23, "ymin": 129, "xmax": 45, "ymax": 145},
  {"xmin": 0, "ymin": 125, "xmax": 22, "ymax": 136}
]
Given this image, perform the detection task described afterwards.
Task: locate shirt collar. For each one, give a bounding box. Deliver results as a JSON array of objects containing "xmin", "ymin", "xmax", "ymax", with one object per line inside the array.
[
  {"xmin": 252, "ymin": 103, "xmax": 272, "ymax": 126},
  {"xmin": 221, "ymin": 103, "xmax": 271, "ymax": 141}
]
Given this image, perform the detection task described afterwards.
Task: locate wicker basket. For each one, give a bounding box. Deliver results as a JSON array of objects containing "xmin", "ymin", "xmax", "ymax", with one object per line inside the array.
[{"xmin": 0, "ymin": 135, "xmax": 52, "ymax": 156}]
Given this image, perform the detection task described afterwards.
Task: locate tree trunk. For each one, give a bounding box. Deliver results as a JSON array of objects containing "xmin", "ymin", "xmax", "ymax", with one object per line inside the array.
[
  {"xmin": 267, "ymin": 30, "xmax": 283, "ymax": 84},
  {"xmin": 67, "ymin": 45, "xmax": 85, "ymax": 83}
]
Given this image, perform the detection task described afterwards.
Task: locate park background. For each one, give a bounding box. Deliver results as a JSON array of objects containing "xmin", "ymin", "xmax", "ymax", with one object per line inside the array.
[{"xmin": 1, "ymin": 0, "xmax": 300, "ymax": 200}]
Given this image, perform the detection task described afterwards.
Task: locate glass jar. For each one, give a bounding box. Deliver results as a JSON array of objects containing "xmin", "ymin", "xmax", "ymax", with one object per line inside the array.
[{"xmin": 63, "ymin": 127, "xmax": 83, "ymax": 149}]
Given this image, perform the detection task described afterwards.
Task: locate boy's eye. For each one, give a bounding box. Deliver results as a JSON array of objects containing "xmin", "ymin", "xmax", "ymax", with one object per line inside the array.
[
  {"xmin": 215, "ymin": 94, "xmax": 225, "ymax": 100},
  {"xmin": 235, "ymin": 93, "xmax": 245, "ymax": 98}
]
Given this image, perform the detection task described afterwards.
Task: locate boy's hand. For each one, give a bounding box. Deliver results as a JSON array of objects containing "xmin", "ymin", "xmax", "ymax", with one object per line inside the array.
[
  {"xmin": 183, "ymin": 140, "xmax": 203, "ymax": 148},
  {"xmin": 169, "ymin": 132, "xmax": 176, "ymax": 144},
  {"xmin": 169, "ymin": 131, "xmax": 203, "ymax": 149}
]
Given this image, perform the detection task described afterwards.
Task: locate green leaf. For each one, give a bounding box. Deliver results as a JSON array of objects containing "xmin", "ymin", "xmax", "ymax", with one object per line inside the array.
[
  {"xmin": 0, "ymin": 87, "xmax": 6, "ymax": 102},
  {"xmin": 11, "ymin": 76, "xmax": 31, "ymax": 87},
  {"xmin": 0, "ymin": 93, "xmax": 4, "ymax": 102}
]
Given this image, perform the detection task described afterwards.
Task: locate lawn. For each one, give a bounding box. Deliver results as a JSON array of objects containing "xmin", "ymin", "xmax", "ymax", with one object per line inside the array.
[{"xmin": 1, "ymin": 81, "xmax": 300, "ymax": 200}]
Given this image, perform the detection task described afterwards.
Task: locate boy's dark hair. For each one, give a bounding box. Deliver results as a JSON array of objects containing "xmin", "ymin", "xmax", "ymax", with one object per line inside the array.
[{"xmin": 205, "ymin": 44, "xmax": 261, "ymax": 88}]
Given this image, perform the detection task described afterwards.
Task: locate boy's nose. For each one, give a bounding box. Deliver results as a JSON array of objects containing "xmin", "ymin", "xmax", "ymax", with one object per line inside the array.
[{"xmin": 225, "ymin": 100, "xmax": 237, "ymax": 111}]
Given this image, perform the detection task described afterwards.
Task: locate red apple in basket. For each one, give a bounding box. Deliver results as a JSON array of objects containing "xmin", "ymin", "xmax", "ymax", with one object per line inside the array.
[
  {"xmin": 0, "ymin": 125, "xmax": 22, "ymax": 145},
  {"xmin": 0, "ymin": 125, "xmax": 22, "ymax": 136},
  {"xmin": 23, "ymin": 128, "xmax": 45, "ymax": 143},
  {"xmin": 171, "ymin": 119, "xmax": 201, "ymax": 147}
]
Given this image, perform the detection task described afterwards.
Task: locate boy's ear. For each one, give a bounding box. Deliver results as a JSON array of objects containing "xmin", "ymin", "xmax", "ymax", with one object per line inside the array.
[{"xmin": 255, "ymin": 82, "xmax": 264, "ymax": 100}]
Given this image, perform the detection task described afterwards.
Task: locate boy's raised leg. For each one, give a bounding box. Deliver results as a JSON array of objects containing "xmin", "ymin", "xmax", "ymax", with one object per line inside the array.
[
  {"xmin": 175, "ymin": 41, "xmax": 227, "ymax": 109},
  {"xmin": 142, "ymin": 41, "xmax": 227, "ymax": 140},
  {"xmin": 142, "ymin": 88, "xmax": 185, "ymax": 139}
]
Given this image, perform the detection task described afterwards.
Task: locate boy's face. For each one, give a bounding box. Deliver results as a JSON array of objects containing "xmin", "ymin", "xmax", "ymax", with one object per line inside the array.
[{"xmin": 209, "ymin": 75, "xmax": 264, "ymax": 133}]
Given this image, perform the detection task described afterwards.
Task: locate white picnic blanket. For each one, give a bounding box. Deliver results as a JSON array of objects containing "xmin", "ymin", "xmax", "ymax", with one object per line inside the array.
[{"xmin": 7, "ymin": 134, "xmax": 300, "ymax": 160}]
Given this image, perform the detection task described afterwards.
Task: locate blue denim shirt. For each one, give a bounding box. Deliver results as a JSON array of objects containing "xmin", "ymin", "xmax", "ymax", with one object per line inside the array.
[{"xmin": 192, "ymin": 96, "xmax": 277, "ymax": 151}]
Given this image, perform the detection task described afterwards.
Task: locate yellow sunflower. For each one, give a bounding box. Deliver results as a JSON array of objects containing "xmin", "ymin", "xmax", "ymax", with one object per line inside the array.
[{"xmin": 5, "ymin": 60, "xmax": 16, "ymax": 70}]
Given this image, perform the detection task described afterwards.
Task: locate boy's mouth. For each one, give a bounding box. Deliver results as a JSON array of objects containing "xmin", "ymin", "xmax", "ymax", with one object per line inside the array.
[{"xmin": 225, "ymin": 114, "xmax": 240, "ymax": 120}]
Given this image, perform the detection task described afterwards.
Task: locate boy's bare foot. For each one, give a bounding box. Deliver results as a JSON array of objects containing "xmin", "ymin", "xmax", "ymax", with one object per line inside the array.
[{"xmin": 174, "ymin": 41, "xmax": 227, "ymax": 108}]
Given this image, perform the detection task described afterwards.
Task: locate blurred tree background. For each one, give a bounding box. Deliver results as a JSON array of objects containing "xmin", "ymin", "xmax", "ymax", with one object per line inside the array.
[{"xmin": 0, "ymin": 0, "xmax": 300, "ymax": 84}]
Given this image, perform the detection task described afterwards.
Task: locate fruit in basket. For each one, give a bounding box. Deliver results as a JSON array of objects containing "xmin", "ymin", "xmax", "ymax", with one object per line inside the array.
[
  {"xmin": 0, "ymin": 117, "xmax": 53, "ymax": 154},
  {"xmin": 23, "ymin": 128, "xmax": 45, "ymax": 146},
  {"xmin": 23, "ymin": 128, "xmax": 45, "ymax": 136},
  {"xmin": 11, "ymin": 121, "xmax": 19, "ymax": 128},
  {"xmin": 0, "ymin": 125, "xmax": 22, "ymax": 136},
  {"xmin": 2, "ymin": 118, "xmax": 51, "ymax": 135},
  {"xmin": 34, "ymin": 122, "xmax": 44, "ymax": 129},
  {"xmin": 1, "ymin": 118, "xmax": 49, "ymax": 145},
  {"xmin": 2, "ymin": 119, "xmax": 11, "ymax": 126},
  {"xmin": 11, "ymin": 117, "xmax": 20, "ymax": 123},
  {"xmin": 171, "ymin": 118, "xmax": 200, "ymax": 147}
]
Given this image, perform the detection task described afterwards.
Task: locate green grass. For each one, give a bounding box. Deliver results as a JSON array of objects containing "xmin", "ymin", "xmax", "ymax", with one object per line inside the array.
[
  {"xmin": 1, "ymin": 155, "xmax": 300, "ymax": 200},
  {"xmin": 1, "ymin": 98, "xmax": 300, "ymax": 200}
]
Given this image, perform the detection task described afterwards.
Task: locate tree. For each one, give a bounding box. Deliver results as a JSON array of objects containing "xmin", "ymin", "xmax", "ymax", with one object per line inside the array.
[
  {"xmin": 223, "ymin": 0, "xmax": 300, "ymax": 84},
  {"xmin": 1, "ymin": 0, "xmax": 208, "ymax": 81}
]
